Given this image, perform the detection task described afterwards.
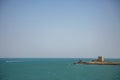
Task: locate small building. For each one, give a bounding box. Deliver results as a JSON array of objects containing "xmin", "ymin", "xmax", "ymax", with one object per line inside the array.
[
  {"xmin": 91, "ymin": 56, "xmax": 104, "ymax": 62},
  {"xmin": 98, "ymin": 56, "xmax": 104, "ymax": 62}
]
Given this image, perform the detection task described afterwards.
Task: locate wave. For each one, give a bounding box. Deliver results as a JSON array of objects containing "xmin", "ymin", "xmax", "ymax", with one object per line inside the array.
[{"xmin": 6, "ymin": 61, "xmax": 24, "ymax": 63}]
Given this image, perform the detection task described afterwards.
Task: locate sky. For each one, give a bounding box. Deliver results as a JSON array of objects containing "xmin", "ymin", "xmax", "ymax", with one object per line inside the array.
[{"xmin": 0, "ymin": 0, "xmax": 120, "ymax": 58}]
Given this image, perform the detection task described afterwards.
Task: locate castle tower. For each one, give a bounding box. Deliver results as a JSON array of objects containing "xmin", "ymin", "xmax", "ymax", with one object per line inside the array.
[{"xmin": 98, "ymin": 56, "xmax": 104, "ymax": 62}]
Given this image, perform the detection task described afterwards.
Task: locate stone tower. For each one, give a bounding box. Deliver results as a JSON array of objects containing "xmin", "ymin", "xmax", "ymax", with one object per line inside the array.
[{"xmin": 98, "ymin": 56, "xmax": 104, "ymax": 62}]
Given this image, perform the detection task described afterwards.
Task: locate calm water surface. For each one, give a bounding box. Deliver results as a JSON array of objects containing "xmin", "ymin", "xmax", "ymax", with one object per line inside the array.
[{"xmin": 0, "ymin": 58, "xmax": 120, "ymax": 80}]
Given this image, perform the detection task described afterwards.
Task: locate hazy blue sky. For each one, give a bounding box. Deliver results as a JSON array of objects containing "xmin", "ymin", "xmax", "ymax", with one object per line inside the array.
[{"xmin": 0, "ymin": 0, "xmax": 120, "ymax": 58}]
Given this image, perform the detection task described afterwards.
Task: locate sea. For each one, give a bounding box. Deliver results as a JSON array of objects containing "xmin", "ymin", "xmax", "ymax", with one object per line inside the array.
[{"xmin": 0, "ymin": 58, "xmax": 120, "ymax": 80}]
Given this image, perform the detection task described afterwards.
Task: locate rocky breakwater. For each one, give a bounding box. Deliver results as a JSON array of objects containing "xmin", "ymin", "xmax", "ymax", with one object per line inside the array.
[{"xmin": 74, "ymin": 56, "xmax": 120, "ymax": 65}]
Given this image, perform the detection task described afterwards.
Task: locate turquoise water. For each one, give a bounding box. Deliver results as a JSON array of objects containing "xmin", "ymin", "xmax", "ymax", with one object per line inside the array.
[{"xmin": 0, "ymin": 58, "xmax": 120, "ymax": 80}]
